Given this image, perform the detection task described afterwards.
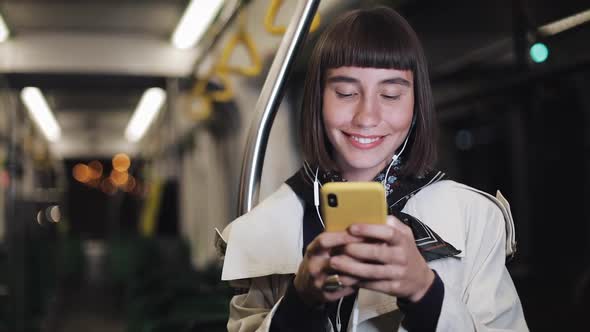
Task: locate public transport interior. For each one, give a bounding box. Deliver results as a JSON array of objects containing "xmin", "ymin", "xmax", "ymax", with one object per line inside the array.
[{"xmin": 0, "ymin": 0, "xmax": 588, "ymax": 331}]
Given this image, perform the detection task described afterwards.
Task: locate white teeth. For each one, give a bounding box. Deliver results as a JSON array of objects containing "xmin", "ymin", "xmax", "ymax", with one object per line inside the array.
[{"xmin": 351, "ymin": 136, "xmax": 379, "ymax": 144}]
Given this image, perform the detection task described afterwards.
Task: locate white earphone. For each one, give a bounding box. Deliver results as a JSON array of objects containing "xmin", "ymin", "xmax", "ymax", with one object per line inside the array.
[
  {"xmin": 312, "ymin": 166, "xmax": 325, "ymax": 228},
  {"xmin": 382, "ymin": 131, "xmax": 410, "ymax": 187}
]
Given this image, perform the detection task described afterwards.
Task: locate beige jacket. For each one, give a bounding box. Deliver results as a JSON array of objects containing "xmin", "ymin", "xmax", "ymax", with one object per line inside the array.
[{"xmin": 219, "ymin": 180, "xmax": 529, "ymax": 331}]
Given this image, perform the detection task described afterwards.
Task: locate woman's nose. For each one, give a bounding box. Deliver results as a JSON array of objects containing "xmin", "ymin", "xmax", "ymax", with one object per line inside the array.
[{"xmin": 352, "ymin": 98, "xmax": 380, "ymax": 128}]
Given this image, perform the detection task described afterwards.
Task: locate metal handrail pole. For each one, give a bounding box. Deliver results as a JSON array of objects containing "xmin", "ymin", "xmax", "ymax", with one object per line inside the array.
[{"xmin": 237, "ymin": 0, "xmax": 320, "ymax": 215}]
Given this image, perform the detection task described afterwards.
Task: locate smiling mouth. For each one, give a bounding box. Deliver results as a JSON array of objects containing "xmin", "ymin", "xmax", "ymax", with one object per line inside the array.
[
  {"xmin": 350, "ymin": 135, "xmax": 381, "ymax": 144},
  {"xmin": 344, "ymin": 133, "xmax": 386, "ymax": 149}
]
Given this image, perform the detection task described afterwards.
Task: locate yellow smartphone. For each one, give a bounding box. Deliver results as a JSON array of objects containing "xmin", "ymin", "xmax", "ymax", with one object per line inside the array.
[{"xmin": 320, "ymin": 182, "xmax": 388, "ymax": 232}]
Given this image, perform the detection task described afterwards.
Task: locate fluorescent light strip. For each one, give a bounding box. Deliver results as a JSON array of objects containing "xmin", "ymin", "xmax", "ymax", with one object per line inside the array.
[
  {"xmin": 171, "ymin": 0, "xmax": 224, "ymax": 49},
  {"xmin": 0, "ymin": 13, "xmax": 9, "ymax": 42},
  {"xmin": 125, "ymin": 87, "xmax": 166, "ymax": 142},
  {"xmin": 538, "ymin": 9, "xmax": 590, "ymax": 36},
  {"xmin": 21, "ymin": 87, "xmax": 61, "ymax": 142}
]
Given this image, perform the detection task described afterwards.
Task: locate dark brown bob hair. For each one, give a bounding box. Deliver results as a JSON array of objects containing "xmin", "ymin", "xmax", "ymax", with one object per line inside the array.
[{"xmin": 299, "ymin": 6, "xmax": 437, "ymax": 176}]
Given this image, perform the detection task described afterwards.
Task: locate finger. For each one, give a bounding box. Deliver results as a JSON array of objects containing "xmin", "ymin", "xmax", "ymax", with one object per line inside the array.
[
  {"xmin": 342, "ymin": 242, "xmax": 406, "ymax": 264},
  {"xmin": 323, "ymin": 273, "xmax": 360, "ymax": 287},
  {"xmin": 306, "ymin": 255, "xmax": 331, "ymax": 278},
  {"xmin": 348, "ymin": 216, "xmax": 414, "ymax": 244},
  {"xmin": 307, "ymin": 231, "xmax": 363, "ymax": 254},
  {"xmin": 347, "ymin": 223, "xmax": 399, "ymax": 245},
  {"xmin": 386, "ymin": 215, "xmax": 396, "ymax": 226},
  {"xmin": 309, "ymin": 252, "xmax": 366, "ymax": 280},
  {"xmin": 329, "ymin": 255, "xmax": 401, "ymax": 280},
  {"xmin": 341, "ymin": 242, "xmax": 388, "ymax": 263},
  {"xmin": 387, "ymin": 215, "xmax": 414, "ymax": 238}
]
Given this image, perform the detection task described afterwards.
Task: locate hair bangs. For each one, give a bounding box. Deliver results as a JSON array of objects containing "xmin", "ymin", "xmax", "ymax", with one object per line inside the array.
[{"xmin": 319, "ymin": 10, "xmax": 417, "ymax": 73}]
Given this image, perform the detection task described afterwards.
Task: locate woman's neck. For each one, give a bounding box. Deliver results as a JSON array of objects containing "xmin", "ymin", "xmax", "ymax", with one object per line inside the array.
[
  {"xmin": 339, "ymin": 163, "xmax": 387, "ymax": 182},
  {"xmin": 334, "ymin": 154, "xmax": 392, "ymax": 181}
]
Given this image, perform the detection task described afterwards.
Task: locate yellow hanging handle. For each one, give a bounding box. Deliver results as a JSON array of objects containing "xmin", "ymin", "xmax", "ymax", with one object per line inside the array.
[
  {"xmin": 187, "ymin": 75, "xmax": 213, "ymax": 121},
  {"xmin": 265, "ymin": 0, "xmax": 320, "ymax": 35},
  {"xmin": 208, "ymin": 72, "xmax": 234, "ymax": 102},
  {"xmin": 188, "ymin": 88, "xmax": 213, "ymax": 121},
  {"xmin": 195, "ymin": 66, "xmax": 235, "ymax": 102},
  {"xmin": 139, "ymin": 178, "xmax": 164, "ymax": 237},
  {"xmin": 216, "ymin": 16, "xmax": 262, "ymax": 77},
  {"xmin": 187, "ymin": 69, "xmax": 235, "ymax": 121},
  {"xmin": 187, "ymin": 12, "xmax": 265, "ymax": 122}
]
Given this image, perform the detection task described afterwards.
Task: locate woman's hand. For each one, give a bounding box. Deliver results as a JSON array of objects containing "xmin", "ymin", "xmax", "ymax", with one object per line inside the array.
[
  {"xmin": 329, "ymin": 215, "xmax": 435, "ymax": 303},
  {"xmin": 294, "ymin": 231, "xmax": 363, "ymax": 307}
]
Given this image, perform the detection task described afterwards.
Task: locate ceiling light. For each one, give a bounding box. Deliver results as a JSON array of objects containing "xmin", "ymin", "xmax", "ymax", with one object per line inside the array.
[
  {"xmin": 538, "ymin": 9, "xmax": 590, "ymax": 36},
  {"xmin": 0, "ymin": 13, "xmax": 9, "ymax": 42},
  {"xmin": 125, "ymin": 87, "xmax": 166, "ymax": 142},
  {"xmin": 171, "ymin": 0, "xmax": 224, "ymax": 49},
  {"xmin": 20, "ymin": 87, "xmax": 61, "ymax": 142}
]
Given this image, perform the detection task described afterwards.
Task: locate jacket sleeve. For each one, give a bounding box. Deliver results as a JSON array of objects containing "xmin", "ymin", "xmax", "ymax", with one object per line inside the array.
[
  {"xmin": 228, "ymin": 275, "xmax": 288, "ymax": 332},
  {"xmin": 435, "ymin": 199, "xmax": 528, "ymax": 331}
]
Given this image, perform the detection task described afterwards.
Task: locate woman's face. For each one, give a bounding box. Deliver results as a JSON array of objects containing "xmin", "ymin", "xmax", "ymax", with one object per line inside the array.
[{"xmin": 322, "ymin": 66, "xmax": 415, "ymax": 181}]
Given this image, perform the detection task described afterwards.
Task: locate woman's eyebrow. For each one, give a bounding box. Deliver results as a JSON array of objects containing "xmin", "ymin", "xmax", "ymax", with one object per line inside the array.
[
  {"xmin": 325, "ymin": 75, "xmax": 358, "ymax": 84},
  {"xmin": 379, "ymin": 77, "xmax": 411, "ymax": 87}
]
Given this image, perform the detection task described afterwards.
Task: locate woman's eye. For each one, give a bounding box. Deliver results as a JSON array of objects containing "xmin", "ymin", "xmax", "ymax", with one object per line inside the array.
[
  {"xmin": 335, "ymin": 91, "xmax": 355, "ymax": 98},
  {"xmin": 382, "ymin": 94, "xmax": 401, "ymax": 100}
]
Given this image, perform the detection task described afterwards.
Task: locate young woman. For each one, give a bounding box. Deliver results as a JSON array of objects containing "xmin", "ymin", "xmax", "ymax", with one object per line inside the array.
[{"xmin": 220, "ymin": 6, "xmax": 528, "ymax": 332}]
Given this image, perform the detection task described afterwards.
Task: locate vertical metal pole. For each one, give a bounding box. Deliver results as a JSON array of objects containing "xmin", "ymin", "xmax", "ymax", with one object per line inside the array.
[{"xmin": 237, "ymin": 0, "xmax": 320, "ymax": 215}]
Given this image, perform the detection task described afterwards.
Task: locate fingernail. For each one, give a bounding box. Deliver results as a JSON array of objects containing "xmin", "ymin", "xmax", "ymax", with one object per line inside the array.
[{"xmin": 349, "ymin": 225, "xmax": 358, "ymax": 234}]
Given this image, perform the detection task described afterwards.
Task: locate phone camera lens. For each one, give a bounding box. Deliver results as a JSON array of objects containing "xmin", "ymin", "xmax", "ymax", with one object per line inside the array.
[{"xmin": 327, "ymin": 194, "xmax": 338, "ymax": 207}]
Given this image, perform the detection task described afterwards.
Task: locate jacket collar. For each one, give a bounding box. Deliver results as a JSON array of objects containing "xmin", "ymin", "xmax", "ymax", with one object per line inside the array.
[{"xmin": 221, "ymin": 184, "xmax": 304, "ymax": 280}]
